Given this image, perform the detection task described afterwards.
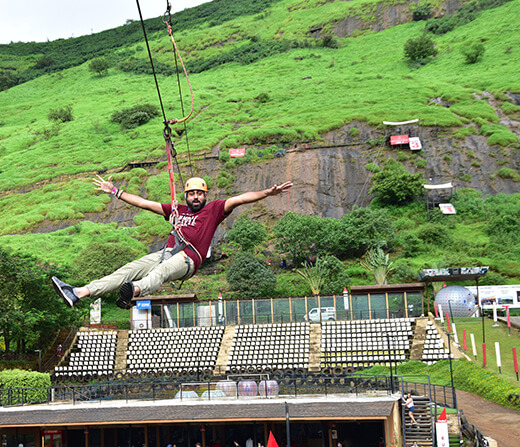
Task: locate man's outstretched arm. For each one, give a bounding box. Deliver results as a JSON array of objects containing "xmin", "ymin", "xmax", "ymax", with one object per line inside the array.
[
  {"xmin": 224, "ymin": 181, "xmax": 293, "ymax": 214},
  {"xmin": 93, "ymin": 175, "xmax": 165, "ymax": 216}
]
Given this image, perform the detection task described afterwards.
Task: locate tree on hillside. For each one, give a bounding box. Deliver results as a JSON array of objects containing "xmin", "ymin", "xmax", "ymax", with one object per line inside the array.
[
  {"xmin": 0, "ymin": 248, "xmax": 80, "ymax": 354},
  {"xmin": 227, "ymin": 214, "xmax": 266, "ymax": 251},
  {"xmin": 370, "ymin": 160, "xmax": 425, "ymax": 205},
  {"xmin": 226, "ymin": 252, "xmax": 276, "ymax": 297},
  {"xmin": 89, "ymin": 57, "xmax": 110, "ymax": 77},
  {"xmin": 273, "ymin": 212, "xmax": 321, "ymax": 265},
  {"xmin": 335, "ymin": 207, "xmax": 396, "ymax": 258}
]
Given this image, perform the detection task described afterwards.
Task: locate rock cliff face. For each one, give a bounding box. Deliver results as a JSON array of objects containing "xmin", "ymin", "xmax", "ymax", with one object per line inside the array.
[{"xmin": 197, "ymin": 121, "xmax": 520, "ymax": 230}]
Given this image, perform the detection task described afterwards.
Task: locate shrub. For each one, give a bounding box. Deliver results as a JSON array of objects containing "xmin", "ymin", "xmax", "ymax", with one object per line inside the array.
[
  {"xmin": 111, "ymin": 104, "xmax": 159, "ymax": 129},
  {"xmin": 370, "ymin": 159, "xmax": 425, "ymax": 205},
  {"xmin": 227, "ymin": 214, "xmax": 266, "ymax": 251},
  {"xmin": 417, "ymin": 223, "xmax": 452, "ymax": 245},
  {"xmin": 404, "ymin": 34, "xmax": 437, "ymax": 62},
  {"xmin": 48, "ymin": 105, "xmax": 73, "ymax": 123},
  {"xmin": 89, "ymin": 57, "xmax": 110, "ymax": 76},
  {"xmin": 256, "ymin": 92, "xmax": 270, "ymax": 103},
  {"xmin": 495, "ymin": 168, "xmax": 520, "ymax": 181},
  {"xmin": 412, "ymin": 2, "xmax": 433, "ymax": 21},
  {"xmin": 462, "ymin": 42, "xmax": 485, "ymax": 64},
  {"xmin": 321, "ymin": 35, "xmax": 339, "ymax": 49},
  {"xmin": 34, "ymin": 55, "xmax": 54, "ymax": 69},
  {"xmin": 0, "ymin": 70, "xmax": 18, "ymax": 91},
  {"xmin": 0, "ymin": 369, "xmax": 51, "ymax": 404},
  {"xmin": 349, "ymin": 127, "xmax": 359, "ymax": 137},
  {"xmin": 216, "ymin": 170, "xmax": 235, "ymax": 190},
  {"xmin": 226, "ymin": 252, "xmax": 276, "ymax": 297},
  {"xmin": 365, "ymin": 163, "xmax": 380, "ymax": 173}
]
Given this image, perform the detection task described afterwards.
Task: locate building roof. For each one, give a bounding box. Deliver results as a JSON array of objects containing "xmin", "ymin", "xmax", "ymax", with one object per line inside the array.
[{"xmin": 0, "ymin": 396, "xmax": 397, "ymax": 428}]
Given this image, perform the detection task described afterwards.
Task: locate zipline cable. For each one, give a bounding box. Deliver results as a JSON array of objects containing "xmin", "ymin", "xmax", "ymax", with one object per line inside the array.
[{"xmin": 135, "ymin": 0, "xmax": 202, "ymax": 265}]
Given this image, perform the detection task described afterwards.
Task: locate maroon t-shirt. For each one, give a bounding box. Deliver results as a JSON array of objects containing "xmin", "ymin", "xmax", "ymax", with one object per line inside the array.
[{"xmin": 161, "ymin": 200, "xmax": 230, "ymax": 272}]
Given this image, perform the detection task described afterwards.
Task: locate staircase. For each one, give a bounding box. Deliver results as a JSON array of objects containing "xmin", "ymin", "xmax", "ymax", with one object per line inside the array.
[
  {"xmin": 403, "ymin": 395, "xmax": 434, "ymax": 447},
  {"xmin": 308, "ymin": 322, "xmax": 322, "ymax": 373},
  {"xmin": 42, "ymin": 328, "xmax": 76, "ymax": 372},
  {"xmin": 214, "ymin": 325, "xmax": 235, "ymax": 375},
  {"xmin": 114, "ymin": 330, "xmax": 129, "ymax": 372}
]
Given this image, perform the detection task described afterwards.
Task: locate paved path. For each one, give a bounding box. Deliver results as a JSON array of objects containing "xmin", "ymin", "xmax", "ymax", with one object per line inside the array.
[{"xmin": 457, "ymin": 390, "xmax": 520, "ymax": 447}]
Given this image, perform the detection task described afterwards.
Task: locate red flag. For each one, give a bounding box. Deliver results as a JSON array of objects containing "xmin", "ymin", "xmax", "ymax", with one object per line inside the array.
[
  {"xmin": 437, "ymin": 407, "xmax": 447, "ymax": 423},
  {"xmin": 267, "ymin": 432, "xmax": 279, "ymax": 447}
]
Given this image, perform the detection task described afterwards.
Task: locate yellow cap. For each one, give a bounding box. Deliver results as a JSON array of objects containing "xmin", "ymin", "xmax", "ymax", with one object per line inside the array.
[{"xmin": 184, "ymin": 177, "xmax": 208, "ymax": 192}]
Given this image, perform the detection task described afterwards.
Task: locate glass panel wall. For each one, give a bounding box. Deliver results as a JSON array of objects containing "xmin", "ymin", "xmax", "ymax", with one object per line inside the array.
[
  {"xmin": 254, "ymin": 299, "xmax": 271, "ymax": 325},
  {"xmin": 239, "ymin": 300, "xmax": 253, "ymax": 325},
  {"xmin": 351, "ymin": 294, "xmax": 369, "ymax": 320},
  {"xmin": 292, "ymin": 297, "xmax": 307, "ymax": 322},
  {"xmin": 370, "ymin": 293, "xmax": 387, "ymax": 319},
  {"xmin": 225, "ymin": 301, "xmax": 238, "ymax": 326},
  {"xmin": 406, "ymin": 292, "xmax": 423, "ymax": 317},
  {"xmin": 273, "ymin": 298, "xmax": 291, "ymax": 323},
  {"xmin": 388, "ymin": 293, "xmax": 405, "ymax": 318}
]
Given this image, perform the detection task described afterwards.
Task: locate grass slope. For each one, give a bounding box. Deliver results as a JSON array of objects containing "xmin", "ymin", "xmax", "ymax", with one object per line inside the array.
[{"xmin": 0, "ymin": 0, "xmax": 519, "ymax": 294}]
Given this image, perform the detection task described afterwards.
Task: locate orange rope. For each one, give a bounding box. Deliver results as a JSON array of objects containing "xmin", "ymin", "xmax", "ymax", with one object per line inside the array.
[{"xmin": 166, "ymin": 23, "xmax": 195, "ymax": 125}]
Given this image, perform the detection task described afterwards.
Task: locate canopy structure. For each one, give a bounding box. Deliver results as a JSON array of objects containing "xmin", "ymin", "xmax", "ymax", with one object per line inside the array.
[
  {"xmin": 382, "ymin": 119, "xmax": 420, "ymax": 126},
  {"xmin": 424, "ymin": 182, "xmax": 455, "ymax": 220}
]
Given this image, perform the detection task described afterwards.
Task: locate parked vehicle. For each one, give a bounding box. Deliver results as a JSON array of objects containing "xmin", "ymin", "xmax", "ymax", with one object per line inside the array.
[{"xmin": 306, "ymin": 307, "xmax": 336, "ymax": 322}]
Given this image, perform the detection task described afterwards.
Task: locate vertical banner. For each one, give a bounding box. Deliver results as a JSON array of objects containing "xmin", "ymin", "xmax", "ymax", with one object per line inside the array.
[
  {"xmin": 90, "ymin": 298, "xmax": 101, "ymax": 325},
  {"xmin": 343, "ymin": 287, "xmax": 350, "ymax": 311},
  {"xmin": 436, "ymin": 408, "xmax": 449, "ymax": 447}
]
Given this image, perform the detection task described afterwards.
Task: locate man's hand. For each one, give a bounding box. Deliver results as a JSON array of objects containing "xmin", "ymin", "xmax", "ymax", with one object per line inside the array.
[
  {"xmin": 265, "ymin": 181, "xmax": 293, "ymax": 196},
  {"xmin": 93, "ymin": 175, "xmax": 115, "ymax": 194}
]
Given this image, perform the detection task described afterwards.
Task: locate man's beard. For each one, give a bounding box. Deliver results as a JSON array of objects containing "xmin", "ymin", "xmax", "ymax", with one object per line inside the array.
[{"xmin": 187, "ymin": 197, "xmax": 206, "ymax": 212}]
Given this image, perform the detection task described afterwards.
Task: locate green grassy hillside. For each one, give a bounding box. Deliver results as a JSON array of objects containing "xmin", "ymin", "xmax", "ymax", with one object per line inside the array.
[{"xmin": 0, "ymin": 0, "xmax": 519, "ymax": 300}]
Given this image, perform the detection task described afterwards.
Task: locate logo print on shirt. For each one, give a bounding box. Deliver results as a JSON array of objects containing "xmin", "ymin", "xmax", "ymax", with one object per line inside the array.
[{"xmin": 178, "ymin": 214, "xmax": 198, "ymax": 227}]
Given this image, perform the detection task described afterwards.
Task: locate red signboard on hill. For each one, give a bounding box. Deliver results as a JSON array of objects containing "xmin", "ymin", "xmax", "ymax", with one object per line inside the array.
[
  {"xmin": 229, "ymin": 148, "xmax": 246, "ymax": 158},
  {"xmin": 390, "ymin": 135, "xmax": 409, "ymax": 145}
]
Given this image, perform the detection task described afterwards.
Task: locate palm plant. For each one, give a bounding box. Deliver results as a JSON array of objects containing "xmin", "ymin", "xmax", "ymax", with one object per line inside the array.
[
  {"xmin": 360, "ymin": 247, "xmax": 395, "ymax": 285},
  {"xmin": 297, "ymin": 259, "xmax": 327, "ymax": 296}
]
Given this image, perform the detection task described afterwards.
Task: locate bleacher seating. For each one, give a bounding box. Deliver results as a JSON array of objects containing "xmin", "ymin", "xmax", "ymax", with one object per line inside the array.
[
  {"xmin": 126, "ymin": 326, "xmax": 224, "ymax": 374},
  {"xmin": 421, "ymin": 321, "xmax": 450, "ymax": 364},
  {"xmin": 320, "ymin": 319, "xmax": 415, "ymax": 369},
  {"xmin": 227, "ymin": 323, "xmax": 309, "ymax": 373},
  {"xmin": 51, "ymin": 317, "xmax": 455, "ymax": 381},
  {"xmin": 54, "ymin": 330, "xmax": 117, "ymax": 378}
]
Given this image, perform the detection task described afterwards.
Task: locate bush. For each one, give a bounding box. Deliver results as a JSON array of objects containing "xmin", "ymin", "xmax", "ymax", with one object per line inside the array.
[
  {"xmin": 453, "ymin": 359, "xmax": 520, "ymax": 410},
  {"xmin": 495, "ymin": 168, "xmax": 520, "ymax": 181},
  {"xmin": 216, "ymin": 170, "xmax": 235, "ymax": 189},
  {"xmin": 227, "ymin": 214, "xmax": 266, "ymax": 251},
  {"xmin": 48, "ymin": 105, "xmax": 73, "ymax": 123},
  {"xmin": 412, "ymin": 2, "xmax": 433, "ymax": 21},
  {"xmin": 321, "ymin": 35, "xmax": 339, "ymax": 49},
  {"xmin": 111, "ymin": 103, "xmax": 159, "ymax": 129},
  {"xmin": 34, "ymin": 55, "xmax": 54, "ymax": 69},
  {"xmin": 0, "ymin": 369, "xmax": 51, "ymax": 404},
  {"xmin": 370, "ymin": 159, "xmax": 425, "ymax": 205},
  {"xmin": 404, "ymin": 34, "xmax": 437, "ymax": 62},
  {"xmin": 226, "ymin": 252, "xmax": 276, "ymax": 297},
  {"xmin": 89, "ymin": 57, "xmax": 110, "ymax": 76},
  {"xmin": 0, "ymin": 70, "xmax": 18, "ymax": 91},
  {"xmin": 462, "ymin": 42, "xmax": 485, "ymax": 64}
]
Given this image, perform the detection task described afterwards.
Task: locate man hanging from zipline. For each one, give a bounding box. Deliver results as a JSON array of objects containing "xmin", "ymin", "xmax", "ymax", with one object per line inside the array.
[{"xmin": 52, "ymin": 175, "xmax": 292, "ymax": 309}]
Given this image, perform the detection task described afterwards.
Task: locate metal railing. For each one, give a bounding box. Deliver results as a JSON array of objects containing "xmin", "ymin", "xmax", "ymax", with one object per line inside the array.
[{"xmin": 0, "ymin": 374, "xmax": 399, "ymax": 407}]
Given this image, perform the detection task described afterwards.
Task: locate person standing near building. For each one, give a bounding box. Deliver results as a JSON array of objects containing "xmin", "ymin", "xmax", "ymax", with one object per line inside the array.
[{"xmin": 404, "ymin": 393, "xmax": 418, "ymax": 424}]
